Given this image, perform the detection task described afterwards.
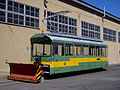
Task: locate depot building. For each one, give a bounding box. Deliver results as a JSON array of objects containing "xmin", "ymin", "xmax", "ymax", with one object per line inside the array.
[{"xmin": 0, "ymin": 0, "xmax": 120, "ymax": 73}]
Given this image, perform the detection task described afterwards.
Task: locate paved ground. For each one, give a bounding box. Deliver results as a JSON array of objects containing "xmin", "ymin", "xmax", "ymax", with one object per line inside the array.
[{"xmin": 0, "ymin": 65, "xmax": 120, "ymax": 90}]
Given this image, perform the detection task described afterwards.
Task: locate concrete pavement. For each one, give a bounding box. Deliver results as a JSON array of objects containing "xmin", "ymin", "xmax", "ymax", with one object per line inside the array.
[{"xmin": 0, "ymin": 65, "xmax": 120, "ymax": 90}]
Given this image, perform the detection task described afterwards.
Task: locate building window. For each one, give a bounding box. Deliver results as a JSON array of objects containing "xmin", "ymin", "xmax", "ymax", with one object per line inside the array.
[
  {"xmin": 19, "ymin": 15, "xmax": 24, "ymax": 25},
  {"xmin": 81, "ymin": 21, "xmax": 100, "ymax": 39},
  {"xmin": 0, "ymin": 0, "xmax": 6, "ymax": 9},
  {"xmin": 47, "ymin": 11, "xmax": 77, "ymax": 35},
  {"xmin": 7, "ymin": 13, "xmax": 13, "ymax": 23},
  {"xmin": 0, "ymin": 0, "xmax": 40, "ymax": 29},
  {"xmin": 7, "ymin": 13, "xmax": 24, "ymax": 25},
  {"xmin": 103, "ymin": 28, "xmax": 116, "ymax": 42},
  {"xmin": 25, "ymin": 17, "xmax": 39, "ymax": 27},
  {"xmin": 0, "ymin": 11, "xmax": 5, "ymax": 22},
  {"xmin": 8, "ymin": 1, "xmax": 24, "ymax": 14},
  {"xmin": 26, "ymin": 5, "xmax": 39, "ymax": 17},
  {"xmin": 118, "ymin": 32, "xmax": 120, "ymax": 43}
]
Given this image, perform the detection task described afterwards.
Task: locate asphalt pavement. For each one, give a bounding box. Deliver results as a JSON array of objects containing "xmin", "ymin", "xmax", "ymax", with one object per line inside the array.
[{"xmin": 0, "ymin": 65, "xmax": 120, "ymax": 90}]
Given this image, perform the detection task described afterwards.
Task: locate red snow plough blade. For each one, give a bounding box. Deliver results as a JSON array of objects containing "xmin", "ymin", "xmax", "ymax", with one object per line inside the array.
[{"xmin": 7, "ymin": 63, "xmax": 43, "ymax": 83}]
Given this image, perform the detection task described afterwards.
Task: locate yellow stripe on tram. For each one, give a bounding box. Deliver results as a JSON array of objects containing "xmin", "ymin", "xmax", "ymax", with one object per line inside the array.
[{"xmin": 41, "ymin": 57, "xmax": 107, "ymax": 68}]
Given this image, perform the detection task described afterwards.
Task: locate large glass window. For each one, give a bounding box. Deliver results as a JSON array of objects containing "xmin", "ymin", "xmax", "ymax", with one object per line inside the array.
[
  {"xmin": 0, "ymin": 0, "xmax": 40, "ymax": 28},
  {"xmin": 118, "ymin": 32, "xmax": 120, "ymax": 43},
  {"xmin": 25, "ymin": 17, "xmax": 39, "ymax": 27},
  {"xmin": 8, "ymin": 0, "xmax": 24, "ymax": 14},
  {"xmin": 0, "ymin": 11, "xmax": 5, "ymax": 22},
  {"xmin": 47, "ymin": 11, "xmax": 77, "ymax": 35},
  {"xmin": 8, "ymin": 0, "xmax": 13, "ymax": 11},
  {"xmin": 0, "ymin": 0, "xmax": 6, "ymax": 9},
  {"xmin": 33, "ymin": 44, "xmax": 50, "ymax": 56},
  {"xmin": 19, "ymin": 15, "xmax": 24, "ymax": 25},
  {"xmin": 26, "ymin": 6, "xmax": 39, "ymax": 17},
  {"xmin": 14, "ymin": 14, "xmax": 19, "ymax": 24},
  {"xmin": 7, "ymin": 13, "xmax": 13, "ymax": 23},
  {"xmin": 103, "ymin": 28, "xmax": 116, "ymax": 42},
  {"xmin": 7, "ymin": 13, "xmax": 24, "ymax": 25},
  {"xmin": 82, "ymin": 21, "xmax": 100, "ymax": 39}
]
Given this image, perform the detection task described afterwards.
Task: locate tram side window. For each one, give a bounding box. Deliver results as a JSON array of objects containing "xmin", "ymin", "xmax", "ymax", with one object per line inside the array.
[
  {"xmin": 44, "ymin": 44, "xmax": 50, "ymax": 56},
  {"xmin": 33, "ymin": 44, "xmax": 43, "ymax": 56},
  {"xmin": 53, "ymin": 43, "xmax": 64, "ymax": 56},
  {"xmin": 83, "ymin": 45, "xmax": 89, "ymax": 55},
  {"xmin": 96, "ymin": 46, "xmax": 101, "ymax": 56},
  {"xmin": 74, "ymin": 45, "xmax": 81, "ymax": 55},
  {"xmin": 89, "ymin": 46, "xmax": 95, "ymax": 56},
  {"xmin": 65, "ymin": 44, "xmax": 73, "ymax": 56},
  {"xmin": 101, "ymin": 47, "xmax": 106, "ymax": 56},
  {"xmin": 32, "ymin": 44, "xmax": 50, "ymax": 56}
]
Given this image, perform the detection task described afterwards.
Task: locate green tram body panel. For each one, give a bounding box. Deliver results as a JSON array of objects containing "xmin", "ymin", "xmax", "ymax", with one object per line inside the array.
[
  {"xmin": 41, "ymin": 56, "xmax": 108, "ymax": 75},
  {"xmin": 50, "ymin": 61, "xmax": 108, "ymax": 74},
  {"xmin": 30, "ymin": 33, "xmax": 108, "ymax": 75}
]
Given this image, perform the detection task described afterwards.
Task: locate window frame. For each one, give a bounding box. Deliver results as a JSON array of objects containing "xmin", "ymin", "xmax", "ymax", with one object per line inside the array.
[
  {"xmin": 82, "ymin": 45, "xmax": 89, "ymax": 56},
  {"xmin": 65, "ymin": 44, "xmax": 74, "ymax": 56},
  {"xmin": 81, "ymin": 21, "xmax": 100, "ymax": 39},
  {"xmin": 47, "ymin": 11, "xmax": 77, "ymax": 35},
  {"xmin": 53, "ymin": 43, "xmax": 64, "ymax": 56},
  {"xmin": 32, "ymin": 43, "xmax": 51, "ymax": 57},
  {"xmin": 0, "ymin": 10, "xmax": 6, "ymax": 22},
  {"xmin": 0, "ymin": 0, "xmax": 6, "ymax": 10},
  {"xmin": 118, "ymin": 32, "xmax": 120, "ymax": 43},
  {"xmin": 0, "ymin": 0, "xmax": 40, "ymax": 29},
  {"xmin": 74, "ymin": 44, "xmax": 81, "ymax": 56},
  {"xmin": 103, "ymin": 28, "xmax": 116, "ymax": 42}
]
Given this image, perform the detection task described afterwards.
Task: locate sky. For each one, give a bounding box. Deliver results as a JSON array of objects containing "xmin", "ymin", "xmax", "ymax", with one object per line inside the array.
[{"xmin": 82, "ymin": 0, "xmax": 120, "ymax": 18}]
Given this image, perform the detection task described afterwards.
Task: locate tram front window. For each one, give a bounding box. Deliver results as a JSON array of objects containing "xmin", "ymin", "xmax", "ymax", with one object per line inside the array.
[{"xmin": 33, "ymin": 44, "xmax": 50, "ymax": 56}]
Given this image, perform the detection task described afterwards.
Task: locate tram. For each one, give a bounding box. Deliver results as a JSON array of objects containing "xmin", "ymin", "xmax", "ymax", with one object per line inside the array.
[{"xmin": 30, "ymin": 33, "xmax": 108, "ymax": 75}]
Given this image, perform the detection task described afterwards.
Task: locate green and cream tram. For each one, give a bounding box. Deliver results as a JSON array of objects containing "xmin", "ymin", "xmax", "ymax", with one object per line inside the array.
[{"xmin": 30, "ymin": 33, "xmax": 108, "ymax": 75}]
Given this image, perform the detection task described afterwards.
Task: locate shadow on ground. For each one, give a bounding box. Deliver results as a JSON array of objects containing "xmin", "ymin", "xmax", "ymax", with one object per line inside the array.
[{"xmin": 44, "ymin": 68, "xmax": 106, "ymax": 80}]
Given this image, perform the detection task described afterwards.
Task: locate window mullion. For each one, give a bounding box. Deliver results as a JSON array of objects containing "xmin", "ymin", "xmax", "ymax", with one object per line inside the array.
[
  {"xmin": 23, "ymin": 4, "xmax": 25, "ymax": 26},
  {"xmin": 5, "ymin": 0, "xmax": 8, "ymax": 23}
]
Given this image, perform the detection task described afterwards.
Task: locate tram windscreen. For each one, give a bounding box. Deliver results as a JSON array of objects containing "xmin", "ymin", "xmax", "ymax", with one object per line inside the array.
[{"xmin": 32, "ymin": 44, "xmax": 50, "ymax": 56}]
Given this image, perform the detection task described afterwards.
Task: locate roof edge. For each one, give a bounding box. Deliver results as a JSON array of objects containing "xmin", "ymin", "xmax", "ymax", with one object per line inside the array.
[{"xmin": 70, "ymin": 0, "xmax": 120, "ymax": 23}]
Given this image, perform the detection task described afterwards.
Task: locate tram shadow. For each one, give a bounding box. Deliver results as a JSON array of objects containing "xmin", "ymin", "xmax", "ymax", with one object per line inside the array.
[{"xmin": 44, "ymin": 68, "xmax": 106, "ymax": 80}]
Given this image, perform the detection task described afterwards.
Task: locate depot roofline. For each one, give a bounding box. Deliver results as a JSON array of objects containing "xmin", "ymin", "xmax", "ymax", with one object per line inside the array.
[{"xmin": 59, "ymin": 0, "xmax": 120, "ymax": 24}]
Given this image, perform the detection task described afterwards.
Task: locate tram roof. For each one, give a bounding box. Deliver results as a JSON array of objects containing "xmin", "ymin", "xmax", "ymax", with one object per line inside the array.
[{"xmin": 31, "ymin": 33, "xmax": 107, "ymax": 46}]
